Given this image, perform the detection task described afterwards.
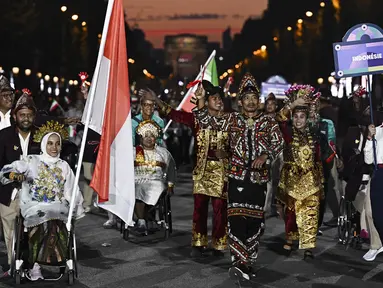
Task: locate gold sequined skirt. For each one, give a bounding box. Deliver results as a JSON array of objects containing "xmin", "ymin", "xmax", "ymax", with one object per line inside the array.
[{"xmin": 193, "ymin": 160, "xmax": 227, "ymax": 199}]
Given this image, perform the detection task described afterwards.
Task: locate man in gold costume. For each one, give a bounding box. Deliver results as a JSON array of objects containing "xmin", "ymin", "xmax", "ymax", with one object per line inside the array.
[
  {"xmin": 276, "ymin": 85, "xmax": 324, "ymax": 260},
  {"xmin": 141, "ymin": 80, "xmax": 231, "ymax": 258}
]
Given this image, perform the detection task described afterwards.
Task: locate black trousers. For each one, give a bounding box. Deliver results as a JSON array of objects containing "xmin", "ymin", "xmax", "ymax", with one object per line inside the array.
[
  {"xmin": 227, "ymin": 177, "xmax": 266, "ymax": 267},
  {"xmin": 370, "ymin": 168, "xmax": 383, "ymax": 241}
]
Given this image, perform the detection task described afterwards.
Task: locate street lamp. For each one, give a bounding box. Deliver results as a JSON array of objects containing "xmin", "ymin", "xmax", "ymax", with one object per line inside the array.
[
  {"xmin": 297, "ymin": 19, "xmax": 303, "ymax": 24},
  {"xmin": 37, "ymin": 72, "xmax": 42, "ymax": 78},
  {"xmin": 69, "ymin": 80, "xmax": 74, "ymax": 85},
  {"xmin": 320, "ymin": 2, "xmax": 325, "ymax": 7},
  {"xmin": 82, "ymin": 21, "xmax": 87, "ymax": 27},
  {"xmin": 72, "ymin": 14, "xmax": 79, "ymax": 21},
  {"xmin": 61, "ymin": 6, "xmax": 67, "ymax": 12},
  {"xmin": 261, "ymin": 45, "xmax": 267, "ymax": 51},
  {"xmin": 73, "ymin": 80, "xmax": 78, "ymax": 85},
  {"xmin": 53, "ymin": 76, "xmax": 59, "ymax": 83},
  {"xmin": 287, "ymin": 26, "xmax": 292, "ymax": 31},
  {"xmin": 317, "ymin": 78, "xmax": 324, "ymax": 85},
  {"xmin": 273, "ymin": 36, "xmax": 278, "ymax": 42},
  {"xmin": 12, "ymin": 67, "xmax": 20, "ymax": 75},
  {"xmin": 306, "ymin": 11, "xmax": 313, "ymax": 17},
  {"xmin": 44, "ymin": 75, "xmax": 50, "ymax": 81},
  {"xmin": 25, "ymin": 69, "xmax": 31, "ymax": 76}
]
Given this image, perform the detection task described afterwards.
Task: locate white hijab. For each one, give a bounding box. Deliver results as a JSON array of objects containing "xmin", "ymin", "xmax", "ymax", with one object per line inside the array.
[{"xmin": 40, "ymin": 132, "xmax": 61, "ymax": 164}]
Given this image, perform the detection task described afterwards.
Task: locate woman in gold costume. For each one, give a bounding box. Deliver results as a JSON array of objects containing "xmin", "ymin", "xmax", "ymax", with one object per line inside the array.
[{"xmin": 276, "ymin": 85, "xmax": 324, "ymax": 259}]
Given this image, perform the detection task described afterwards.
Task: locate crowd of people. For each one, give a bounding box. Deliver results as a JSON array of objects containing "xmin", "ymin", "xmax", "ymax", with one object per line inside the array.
[{"xmin": 0, "ymin": 70, "xmax": 383, "ymax": 284}]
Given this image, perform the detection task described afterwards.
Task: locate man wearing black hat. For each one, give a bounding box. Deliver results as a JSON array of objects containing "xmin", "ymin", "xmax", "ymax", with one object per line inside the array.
[
  {"xmin": 0, "ymin": 90, "xmax": 40, "ymax": 277},
  {"xmin": 143, "ymin": 80, "xmax": 231, "ymax": 258},
  {"xmin": 0, "ymin": 76, "xmax": 15, "ymax": 131}
]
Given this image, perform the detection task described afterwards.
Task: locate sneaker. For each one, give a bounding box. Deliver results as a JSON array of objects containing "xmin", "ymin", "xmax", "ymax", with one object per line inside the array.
[
  {"xmin": 29, "ymin": 263, "xmax": 44, "ymax": 281},
  {"xmin": 363, "ymin": 247, "xmax": 383, "ymax": 262},
  {"xmin": 103, "ymin": 220, "xmax": 116, "ymax": 229},
  {"xmin": 0, "ymin": 269, "xmax": 11, "ymax": 279}
]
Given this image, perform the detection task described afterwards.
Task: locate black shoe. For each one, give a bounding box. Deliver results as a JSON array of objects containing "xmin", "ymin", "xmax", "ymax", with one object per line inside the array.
[
  {"xmin": 213, "ymin": 249, "xmax": 225, "ymax": 258},
  {"xmin": 304, "ymin": 250, "xmax": 314, "ymax": 260},
  {"xmin": 228, "ymin": 266, "xmax": 250, "ymax": 282},
  {"xmin": 190, "ymin": 247, "xmax": 205, "ymax": 258},
  {"xmin": 248, "ymin": 266, "xmax": 257, "ymax": 279},
  {"xmin": 317, "ymin": 230, "xmax": 323, "ymax": 236}
]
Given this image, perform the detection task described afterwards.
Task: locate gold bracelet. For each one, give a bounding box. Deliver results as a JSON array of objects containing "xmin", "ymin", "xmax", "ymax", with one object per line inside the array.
[{"xmin": 9, "ymin": 172, "xmax": 15, "ymax": 180}]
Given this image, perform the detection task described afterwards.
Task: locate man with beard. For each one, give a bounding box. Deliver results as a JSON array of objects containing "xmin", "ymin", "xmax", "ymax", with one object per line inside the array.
[
  {"xmin": 0, "ymin": 90, "xmax": 40, "ymax": 277},
  {"xmin": 143, "ymin": 80, "xmax": 231, "ymax": 258},
  {"xmin": 226, "ymin": 73, "xmax": 284, "ymax": 281}
]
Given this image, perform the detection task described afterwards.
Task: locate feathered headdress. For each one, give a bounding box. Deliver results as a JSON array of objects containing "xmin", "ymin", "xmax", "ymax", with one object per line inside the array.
[
  {"xmin": 136, "ymin": 120, "xmax": 162, "ymax": 139},
  {"xmin": 33, "ymin": 121, "xmax": 69, "ymax": 143},
  {"xmin": 238, "ymin": 73, "xmax": 260, "ymax": 100},
  {"xmin": 284, "ymin": 84, "xmax": 321, "ymax": 122}
]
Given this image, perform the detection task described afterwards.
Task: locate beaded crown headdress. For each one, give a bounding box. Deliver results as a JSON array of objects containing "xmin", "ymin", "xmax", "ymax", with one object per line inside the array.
[
  {"xmin": 14, "ymin": 88, "xmax": 36, "ymax": 113},
  {"xmin": 238, "ymin": 73, "xmax": 260, "ymax": 99},
  {"xmin": 284, "ymin": 84, "xmax": 321, "ymax": 122},
  {"xmin": 0, "ymin": 75, "xmax": 14, "ymax": 93},
  {"xmin": 136, "ymin": 120, "xmax": 161, "ymax": 138},
  {"xmin": 33, "ymin": 121, "xmax": 69, "ymax": 143}
]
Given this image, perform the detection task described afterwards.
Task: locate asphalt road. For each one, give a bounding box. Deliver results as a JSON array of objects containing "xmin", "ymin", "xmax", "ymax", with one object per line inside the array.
[{"xmin": 0, "ymin": 167, "xmax": 382, "ymax": 288}]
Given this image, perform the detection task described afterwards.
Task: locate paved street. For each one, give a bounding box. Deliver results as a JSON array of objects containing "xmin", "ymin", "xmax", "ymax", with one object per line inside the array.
[{"xmin": 0, "ymin": 166, "xmax": 383, "ymax": 287}]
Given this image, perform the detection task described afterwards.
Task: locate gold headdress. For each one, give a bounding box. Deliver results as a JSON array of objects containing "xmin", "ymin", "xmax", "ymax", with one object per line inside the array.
[
  {"xmin": 238, "ymin": 73, "xmax": 260, "ymax": 99},
  {"xmin": 33, "ymin": 121, "xmax": 69, "ymax": 143},
  {"xmin": 136, "ymin": 120, "xmax": 161, "ymax": 138},
  {"xmin": 14, "ymin": 88, "xmax": 36, "ymax": 113}
]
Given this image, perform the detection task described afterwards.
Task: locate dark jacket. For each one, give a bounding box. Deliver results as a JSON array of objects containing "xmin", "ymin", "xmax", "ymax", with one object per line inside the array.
[{"xmin": 0, "ymin": 125, "xmax": 40, "ymax": 206}]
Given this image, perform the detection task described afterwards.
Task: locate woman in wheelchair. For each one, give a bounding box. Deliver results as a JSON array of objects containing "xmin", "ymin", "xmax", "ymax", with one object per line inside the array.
[
  {"xmin": 134, "ymin": 120, "xmax": 176, "ymax": 235},
  {"xmin": 0, "ymin": 122, "xmax": 84, "ymax": 281}
]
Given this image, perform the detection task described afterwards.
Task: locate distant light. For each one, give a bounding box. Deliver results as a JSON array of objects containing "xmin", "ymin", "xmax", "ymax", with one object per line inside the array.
[
  {"xmin": 178, "ymin": 81, "xmax": 184, "ymax": 86},
  {"xmin": 53, "ymin": 76, "xmax": 59, "ymax": 83},
  {"xmin": 44, "ymin": 75, "xmax": 50, "ymax": 81},
  {"xmin": 72, "ymin": 14, "xmax": 79, "ymax": 21},
  {"xmin": 12, "ymin": 67, "xmax": 19, "ymax": 75},
  {"xmin": 180, "ymin": 91, "xmax": 185, "ymax": 96},
  {"xmin": 297, "ymin": 19, "xmax": 303, "ymax": 24},
  {"xmin": 82, "ymin": 21, "xmax": 87, "ymax": 27},
  {"xmin": 143, "ymin": 69, "xmax": 148, "ymax": 75},
  {"xmin": 55, "ymin": 88, "xmax": 60, "ymax": 96},
  {"xmin": 320, "ymin": 2, "xmax": 325, "ymax": 7},
  {"xmin": 235, "ymin": 64, "xmax": 239, "ymax": 69},
  {"xmin": 37, "ymin": 72, "xmax": 42, "ymax": 78},
  {"xmin": 128, "ymin": 58, "xmax": 135, "ymax": 64},
  {"xmin": 306, "ymin": 11, "xmax": 313, "ymax": 17},
  {"xmin": 164, "ymin": 89, "xmax": 169, "ymax": 94},
  {"xmin": 69, "ymin": 80, "xmax": 74, "ymax": 85},
  {"xmin": 273, "ymin": 36, "xmax": 278, "ymax": 42},
  {"xmin": 328, "ymin": 76, "xmax": 335, "ymax": 83},
  {"xmin": 98, "ymin": 34, "xmax": 102, "ymax": 39},
  {"xmin": 287, "ymin": 26, "xmax": 292, "ymax": 31},
  {"xmin": 73, "ymin": 80, "xmax": 79, "ymax": 85},
  {"xmin": 40, "ymin": 79, "xmax": 44, "ymax": 85},
  {"xmin": 220, "ymin": 76, "xmax": 224, "ymax": 80},
  {"xmin": 66, "ymin": 88, "xmax": 70, "ymax": 93},
  {"xmin": 40, "ymin": 83, "xmax": 44, "ymax": 91},
  {"xmin": 219, "ymin": 56, "xmax": 224, "ymax": 61},
  {"xmin": 317, "ymin": 78, "xmax": 324, "ymax": 85},
  {"xmin": 0, "ymin": 67, "xmax": 3, "ymax": 73},
  {"xmin": 261, "ymin": 45, "xmax": 267, "ymax": 51},
  {"xmin": 227, "ymin": 69, "xmax": 233, "ymax": 74},
  {"xmin": 25, "ymin": 69, "xmax": 31, "ymax": 76},
  {"xmin": 61, "ymin": 77, "xmax": 65, "ymax": 82},
  {"xmin": 47, "ymin": 87, "xmax": 52, "ymax": 94},
  {"xmin": 61, "ymin": 6, "xmax": 67, "ymax": 12}
]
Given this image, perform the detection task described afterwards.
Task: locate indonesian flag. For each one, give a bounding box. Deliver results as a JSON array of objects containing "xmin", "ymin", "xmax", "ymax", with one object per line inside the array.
[
  {"xmin": 81, "ymin": 0, "xmax": 135, "ymax": 226},
  {"xmin": 49, "ymin": 99, "xmax": 60, "ymax": 112},
  {"xmin": 163, "ymin": 50, "xmax": 218, "ymax": 132}
]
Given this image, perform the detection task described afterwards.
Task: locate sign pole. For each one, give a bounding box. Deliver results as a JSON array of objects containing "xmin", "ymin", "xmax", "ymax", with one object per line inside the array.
[{"xmin": 366, "ymin": 75, "xmax": 378, "ymax": 170}]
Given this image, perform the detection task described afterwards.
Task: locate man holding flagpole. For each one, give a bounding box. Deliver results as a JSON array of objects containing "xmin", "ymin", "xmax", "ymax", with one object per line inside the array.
[{"xmin": 142, "ymin": 80, "xmax": 231, "ymax": 258}]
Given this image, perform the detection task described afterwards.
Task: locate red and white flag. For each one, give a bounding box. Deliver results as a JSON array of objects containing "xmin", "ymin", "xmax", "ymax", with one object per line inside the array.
[
  {"xmin": 81, "ymin": 0, "xmax": 135, "ymax": 226},
  {"xmin": 49, "ymin": 99, "xmax": 60, "ymax": 112}
]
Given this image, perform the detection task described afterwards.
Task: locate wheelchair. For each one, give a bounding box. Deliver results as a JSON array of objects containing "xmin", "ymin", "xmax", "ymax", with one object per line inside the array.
[
  {"xmin": 10, "ymin": 216, "xmax": 78, "ymax": 285},
  {"xmin": 120, "ymin": 191, "xmax": 173, "ymax": 240},
  {"xmin": 337, "ymin": 195, "xmax": 362, "ymax": 249}
]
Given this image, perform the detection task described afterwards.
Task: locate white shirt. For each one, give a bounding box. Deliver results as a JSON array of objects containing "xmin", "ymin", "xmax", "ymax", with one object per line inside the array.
[
  {"xmin": 364, "ymin": 126, "xmax": 383, "ymax": 165},
  {"xmin": 11, "ymin": 133, "xmax": 30, "ymax": 200},
  {"xmin": 0, "ymin": 110, "xmax": 11, "ymax": 131}
]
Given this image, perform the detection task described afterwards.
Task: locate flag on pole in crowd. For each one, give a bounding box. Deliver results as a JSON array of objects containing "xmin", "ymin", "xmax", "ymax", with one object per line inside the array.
[
  {"xmin": 163, "ymin": 50, "xmax": 218, "ymax": 133},
  {"xmin": 64, "ymin": 96, "xmax": 71, "ymax": 104},
  {"xmin": 68, "ymin": 126, "xmax": 77, "ymax": 138},
  {"xmin": 49, "ymin": 99, "xmax": 60, "ymax": 112},
  {"xmin": 80, "ymin": 0, "xmax": 135, "ymax": 226}
]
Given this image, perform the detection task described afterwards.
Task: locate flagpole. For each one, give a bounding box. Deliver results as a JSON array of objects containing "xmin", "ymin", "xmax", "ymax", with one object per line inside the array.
[
  {"xmin": 66, "ymin": 0, "xmax": 116, "ymax": 232},
  {"xmin": 163, "ymin": 50, "xmax": 216, "ymax": 133}
]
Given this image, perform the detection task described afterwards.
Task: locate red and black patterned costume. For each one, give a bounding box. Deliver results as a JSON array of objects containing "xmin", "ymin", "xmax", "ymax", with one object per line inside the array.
[{"xmin": 227, "ymin": 74, "xmax": 284, "ymax": 268}]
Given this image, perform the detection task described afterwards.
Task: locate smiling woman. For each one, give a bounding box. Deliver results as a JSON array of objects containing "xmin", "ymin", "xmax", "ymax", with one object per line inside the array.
[{"xmin": 124, "ymin": 0, "xmax": 268, "ymax": 47}]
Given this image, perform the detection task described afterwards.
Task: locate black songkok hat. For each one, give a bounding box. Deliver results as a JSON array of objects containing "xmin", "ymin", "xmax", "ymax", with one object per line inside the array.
[
  {"xmin": 202, "ymin": 80, "xmax": 224, "ymax": 99},
  {"xmin": 0, "ymin": 75, "xmax": 14, "ymax": 94}
]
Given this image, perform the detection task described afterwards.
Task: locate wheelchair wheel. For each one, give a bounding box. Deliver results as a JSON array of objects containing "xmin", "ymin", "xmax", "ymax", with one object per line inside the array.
[
  {"xmin": 12, "ymin": 217, "xmax": 23, "ymax": 281},
  {"xmin": 15, "ymin": 270, "xmax": 21, "ymax": 285},
  {"xmin": 72, "ymin": 232, "xmax": 78, "ymax": 278},
  {"xmin": 338, "ymin": 196, "xmax": 352, "ymax": 245},
  {"xmin": 68, "ymin": 270, "xmax": 74, "ymax": 286}
]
